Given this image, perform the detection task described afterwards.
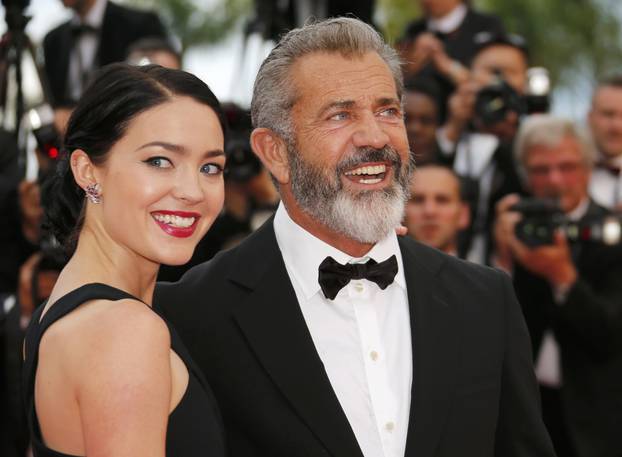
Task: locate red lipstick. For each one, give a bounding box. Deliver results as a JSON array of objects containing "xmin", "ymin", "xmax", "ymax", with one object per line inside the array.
[{"xmin": 151, "ymin": 210, "xmax": 201, "ymax": 238}]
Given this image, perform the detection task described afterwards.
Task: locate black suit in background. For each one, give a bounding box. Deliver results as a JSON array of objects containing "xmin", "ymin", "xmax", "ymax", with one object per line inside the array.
[
  {"xmin": 43, "ymin": 1, "xmax": 166, "ymax": 107},
  {"xmin": 155, "ymin": 218, "xmax": 555, "ymax": 457},
  {"xmin": 399, "ymin": 7, "xmax": 505, "ymax": 121},
  {"xmin": 513, "ymin": 201, "xmax": 622, "ymax": 457},
  {"xmin": 400, "ymin": 8, "xmax": 505, "ymax": 68}
]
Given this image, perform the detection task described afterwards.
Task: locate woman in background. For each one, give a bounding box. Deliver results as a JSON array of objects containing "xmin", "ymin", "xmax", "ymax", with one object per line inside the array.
[{"xmin": 23, "ymin": 63, "xmax": 227, "ymax": 457}]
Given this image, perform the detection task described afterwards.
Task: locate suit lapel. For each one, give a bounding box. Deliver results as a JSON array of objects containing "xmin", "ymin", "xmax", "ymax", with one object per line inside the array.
[
  {"xmin": 399, "ymin": 239, "xmax": 459, "ymax": 457},
  {"xmin": 230, "ymin": 220, "xmax": 364, "ymax": 457},
  {"xmin": 54, "ymin": 24, "xmax": 73, "ymax": 103},
  {"xmin": 97, "ymin": 1, "xmax": 121, "ymax": 66}
]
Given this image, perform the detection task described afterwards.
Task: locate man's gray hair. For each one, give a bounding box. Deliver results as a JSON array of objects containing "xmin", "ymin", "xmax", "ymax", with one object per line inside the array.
[
  {"xmin": 514, "ymin": 114, "xmax": 596, "ymax": 180},
  {"xmin": 250, "ymin": 17, "xmax": 403, "ymax": 140}
]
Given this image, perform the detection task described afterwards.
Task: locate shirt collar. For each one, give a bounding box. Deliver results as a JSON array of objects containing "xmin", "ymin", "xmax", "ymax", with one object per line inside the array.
[
  {"xmin": 428, "ymin": 3, "xmax": 468, "ymax": 34},
  {"xmin": 72, "ymin": 0, "xmax": 107, "ymax": 28},
  {"xmin": 273, "ymin": 203, "xmax": 406, "ymax": 300},
  {"xmin": 566, "ymin": 197, "xmax": 590, "ymax": 221}
]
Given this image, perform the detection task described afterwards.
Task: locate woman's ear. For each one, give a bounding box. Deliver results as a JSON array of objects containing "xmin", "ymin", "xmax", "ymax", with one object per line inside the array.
[
  {"xmin": 250, "ymin": 128, "xmax": 290, "ymax": 185},
  {"xmin": 70, "ymin": 149, "xmax": 98, "ymax": 191}
]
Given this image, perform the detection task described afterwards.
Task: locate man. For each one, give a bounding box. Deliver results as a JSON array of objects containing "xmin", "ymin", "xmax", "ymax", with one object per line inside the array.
[
  {"xmin": 126, "ymin": 37, "xmax": 182, "ymax": 70},
  {"xmin": 403, "ymin": 77, "xmax": 443, "ymax": 165},
  {"xmin": 43, "ymin": 0, "xmax": 166, "ymax": 106},
  {"xmin": 397, "ymin": 0, "xmax": 505, "ymax": 119},
  {"xmin": 588, "ymin": 75, "xmax": 622, "ymax": 209},
  {"xmin": 437, "ymin": 32, "xmax": 528, "ymax": 264},
  {"xmin": 494, "ymin": 115, "xmax": 622, "ymax": 457},
  {"xmin": 404, "ymin": 165, "xmax": 469, "ymax": 256},
  {"xmin": 156, "ymin": 18, "xmax": 554, "ymax": 457}
]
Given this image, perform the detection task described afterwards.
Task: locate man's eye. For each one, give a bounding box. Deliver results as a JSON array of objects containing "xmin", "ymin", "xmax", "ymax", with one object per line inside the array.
[
  {"xmin": 379, "ymin": 107, "xmax": 401, "ymax": 118},
  {"xmin": 201, "ymin": 163, "xmax": 223, "ymax": 175},
  {"xmin": 329, "ymin": 112, "xmax": 349, "ymax": 121},
  {"xmin": 144, "ymin": 157, "xmax": 173, "ymax": 168}
]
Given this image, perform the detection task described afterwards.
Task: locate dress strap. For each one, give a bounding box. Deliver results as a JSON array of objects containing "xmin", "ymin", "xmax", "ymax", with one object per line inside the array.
[{"xmin": 38, "ymin": 283, "xmax": 139, "ymax": 335}]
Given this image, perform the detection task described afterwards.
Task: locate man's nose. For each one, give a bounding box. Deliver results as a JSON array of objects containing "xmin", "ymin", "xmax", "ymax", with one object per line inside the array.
[{"xmin": 352, "ymin": 112, "xmax": 390, "ymax": 149}]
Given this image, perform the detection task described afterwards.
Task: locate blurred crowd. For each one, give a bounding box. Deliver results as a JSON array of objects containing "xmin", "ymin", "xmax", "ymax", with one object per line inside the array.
[{"xmin": 1, "ymin": 1, "xmax": 621, "ymax": 457}]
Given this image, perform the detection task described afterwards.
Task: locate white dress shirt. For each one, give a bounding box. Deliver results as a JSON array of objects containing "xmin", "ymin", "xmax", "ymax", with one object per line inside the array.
[
  {"xmin": 438, "ymin": 129, "xmax": 500, "ymax": 264},
  {"xmin": 427, "ymin": 3, "xmax": 467, "ymax": 34},
  {"xmin": 534, "ymin": 198, "xmax": 590, "ymax": 388},
  {"xmin": 68, "ymin": 0, "xmax": 107, "ymax": 100},
  {"xmin": 273, "ymin": 204, "xmax": 412, "ymax": 457},
  {"xmin": 589, "ymin": 155, "xmax": 622, "ymax": 209}
]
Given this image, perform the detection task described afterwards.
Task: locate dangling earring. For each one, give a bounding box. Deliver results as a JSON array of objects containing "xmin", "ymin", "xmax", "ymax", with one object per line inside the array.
[{"xmin": 85, "ymin": 183, "xmax": 102, "ymax": 204}]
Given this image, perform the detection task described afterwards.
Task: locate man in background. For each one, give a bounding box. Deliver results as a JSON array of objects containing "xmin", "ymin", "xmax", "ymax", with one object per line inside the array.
[
  {"xmin": 397, "ymin": 0, "xmax": 505, "ymax": 119},
  {"xmin": 436, "ymin": 32, "xmax": 528, "ymax": 263},
  {"xmin": 588, "ymin": 75, "xmax": 622, "ymax": 209},
  {"xmin": 404, "ymin": 165, "xmax": 469, "ymax": 256},
  {"xmin": 494, "ymin": 114, "xmax": 622, "ymax": 457},
  {"xmin": 44, "ymin": 0, "xmax": 167, "ymax": 107},
  {"xmin": 403, "ymin": 77, "xmax": 443, "ymax": 165}
]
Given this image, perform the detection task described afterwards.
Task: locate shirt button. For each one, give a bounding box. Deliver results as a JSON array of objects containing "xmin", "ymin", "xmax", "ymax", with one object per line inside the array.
[
  {"xmin": 353, "ymin": 282, "xmax": 364, "ymax": 292},
  {"xmin": 370, "ymin": 350, "xmax": 379, "ymax": 361},
  {"xmin": 385, "ymin": 421, "xmax": 395, "ymax": 432}
]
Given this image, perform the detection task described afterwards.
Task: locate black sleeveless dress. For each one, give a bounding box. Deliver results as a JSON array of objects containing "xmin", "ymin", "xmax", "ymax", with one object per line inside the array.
[{"xmin": 22, "ymin": 283, "xmax": 226, "ymax": 457}]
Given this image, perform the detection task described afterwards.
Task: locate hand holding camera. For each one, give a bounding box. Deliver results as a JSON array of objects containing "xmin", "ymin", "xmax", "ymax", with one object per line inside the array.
[{"xmin": 493, "ymin": 193, "xmax": 578, "ymax": 287}]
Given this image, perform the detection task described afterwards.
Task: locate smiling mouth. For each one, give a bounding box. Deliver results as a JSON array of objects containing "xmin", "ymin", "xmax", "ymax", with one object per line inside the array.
[
  {"xmin": 151, "ymin": 211, "xmax": 200, "ymax": 238},
  {"xmin": 343, "ymin": 163, "xmax": 388, "ymax": 184},
  {"xmin": 152, "ymin": 213, "xmax": 196, "ymax": 228}
]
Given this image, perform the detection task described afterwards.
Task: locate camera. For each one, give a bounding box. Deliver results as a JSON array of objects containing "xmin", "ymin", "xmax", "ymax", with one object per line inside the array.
[
  {"xmin": 222, "ymin": 103, "xmax": 262, "ymax": 183},
  {"xmin": 525, "ymin": 67, "xmax": 551, "ymax": 114},
  {"xmin": 474, "ymin": 71, "xmax": 525, "ymax": 126},
  {"xmin": 2, "ymin": 0, "xmax": 30, "ymax": 32},
  {"xmin": 511, "ymin": 198, "xmax": 622, "ymax": 247}
]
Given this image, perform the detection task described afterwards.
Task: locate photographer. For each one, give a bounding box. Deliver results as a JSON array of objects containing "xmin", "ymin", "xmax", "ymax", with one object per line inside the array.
[
  {"xmin": 436, "ymin": 32, "xmax": 529, "ymax": 264},
  {"xmin": 494, "ymin": 115, "xmax": 622, "ymax": 457},
  {"xmin": 396, "ymin": 0, "xmax": 505, "ymax": 120},
  {"xmin": 44, "ymin": 0, "xmax": 167, "ymax": 107}
]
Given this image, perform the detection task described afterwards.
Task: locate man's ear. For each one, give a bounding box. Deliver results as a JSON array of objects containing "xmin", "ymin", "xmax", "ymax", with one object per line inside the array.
[
  {"xmin": 70, "ymin": 149, "xmax": 98, "ymax": 190},
  {"xmin": 458, "ymin": 202, "xmax": 470, "ymax": 231},
  {"xmin": 250, "ymin": 128, "xmax": 290, "ymax": 185}
]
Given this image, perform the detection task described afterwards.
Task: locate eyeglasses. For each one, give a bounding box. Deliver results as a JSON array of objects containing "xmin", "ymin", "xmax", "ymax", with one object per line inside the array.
[{"xmin": 527, "ymin": 161, "xmax": 585, "ymax": 177}]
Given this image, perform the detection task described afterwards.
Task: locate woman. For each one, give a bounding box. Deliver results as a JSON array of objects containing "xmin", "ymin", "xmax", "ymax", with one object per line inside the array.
[{"xmin": 22, "ymin": 63, "xmax": 227, "ymax": 456}]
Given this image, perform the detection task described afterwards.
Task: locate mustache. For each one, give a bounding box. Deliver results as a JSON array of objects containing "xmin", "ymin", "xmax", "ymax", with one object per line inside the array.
[{"xmin": 335, "ymin": 146, "xmax": 403, "ymax": 175}]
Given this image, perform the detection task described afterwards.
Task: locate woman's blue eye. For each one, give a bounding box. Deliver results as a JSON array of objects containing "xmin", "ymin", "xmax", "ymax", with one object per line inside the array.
[
  {"xmin": 201, "ymin": 163, "xmax": 223, "ymax": 175},
  {"xmin": 144, "ymin": 157, "xmax": 173, "ymax": 168}
]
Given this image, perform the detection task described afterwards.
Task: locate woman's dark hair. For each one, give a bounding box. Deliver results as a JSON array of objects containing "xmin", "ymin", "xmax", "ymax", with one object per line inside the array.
[{"xmin": 44, "ymin": 63, "xmax": 226, "ymax": 252}]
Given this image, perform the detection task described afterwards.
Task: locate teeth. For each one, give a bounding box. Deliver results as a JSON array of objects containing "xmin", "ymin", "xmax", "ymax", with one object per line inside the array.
[
  {"xmin": 153, "ymin": 213, "xmax": 195, "ymax": 228},
  {"xmin": 360, "ymin": 178, "xmax": 382, "ymax": 184},
  {"xmin": 344, "ymin": 164, "xmax": 387, "ymax": 176}
]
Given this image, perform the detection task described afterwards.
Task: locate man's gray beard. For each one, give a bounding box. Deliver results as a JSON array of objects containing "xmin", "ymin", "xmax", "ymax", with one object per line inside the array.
[{"xmin": 287, "ymin": 144, "xmax": 415, "ymax": 244}]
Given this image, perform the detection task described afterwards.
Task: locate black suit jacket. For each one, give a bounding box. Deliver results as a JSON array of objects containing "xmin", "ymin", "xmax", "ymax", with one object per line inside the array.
[
  {"xmin": 514, "ymin": 201, "xmax": 622, "ymax": 457},
  {"xmin": 155, "ymin": 219, "xmax": 555, "ymax": 457},
  {"xmin": 400, "ymin": 8, "xmax": 505, "ymax": 121},
  {"xmin": 43, "ymin": 1, "xmax": 166, "ymax": 106},
  {"xmin": 401, "ymin": 8, "xmax": 505, "ymax": 67}
]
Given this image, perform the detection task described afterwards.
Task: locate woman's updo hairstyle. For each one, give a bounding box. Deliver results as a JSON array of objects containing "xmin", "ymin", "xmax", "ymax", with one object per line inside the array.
[{"xmin": 44, "ymin": 63, "xmax": 226, "ymax": 252}]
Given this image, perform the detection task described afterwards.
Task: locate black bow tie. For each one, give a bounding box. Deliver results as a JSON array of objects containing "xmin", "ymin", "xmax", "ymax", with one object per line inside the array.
[
  {"xmin": 71, "ymin": 23, "xmax": 99, "ymax": 37},
  {"xmin": 597, "ymin": 161, "xmax": 621, "ymax": 176},
  {"xmin": 318, "ymin": 255, "xmax": 398, "ymax": 300}
]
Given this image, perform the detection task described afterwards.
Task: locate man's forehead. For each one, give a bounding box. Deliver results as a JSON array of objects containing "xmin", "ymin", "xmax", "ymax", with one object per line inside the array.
[
  {"xmin": 290, "ymin": 51, "xmax": 398, "ymax": 99},
  {"xmin": 526, "ymin": 139, "xmax": 583, "ymax": 162},
  {"xmin": 414, "ymin": 169, "xmax": 460, "ymax": 194},
  {"xmin": 594, "ymin": 86, "xmax": 622, "ymax": 107}
]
